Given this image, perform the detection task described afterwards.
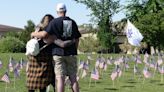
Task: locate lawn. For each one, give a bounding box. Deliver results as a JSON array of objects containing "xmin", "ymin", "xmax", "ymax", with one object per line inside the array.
[{"xmin": 0, "ymin": 53, "xmax": 164, "ymax": 92}]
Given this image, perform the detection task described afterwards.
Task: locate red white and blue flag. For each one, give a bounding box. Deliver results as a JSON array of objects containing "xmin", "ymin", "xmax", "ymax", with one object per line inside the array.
[
  {"xmin": 91, "ymin": 68, "xmax": 99, "ymax": 80},
  {"xmin": 1, "ymin": 72, "xmax": 10, "ymax": 83}
]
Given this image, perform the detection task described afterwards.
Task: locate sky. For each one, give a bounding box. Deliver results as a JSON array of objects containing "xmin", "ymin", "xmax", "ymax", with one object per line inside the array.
[{"xmin": 0, "ymin": 0, "xmax": 126, "ymax": 28}]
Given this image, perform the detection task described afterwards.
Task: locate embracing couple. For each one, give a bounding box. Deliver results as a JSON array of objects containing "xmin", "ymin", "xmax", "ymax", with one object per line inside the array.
[{"xmin": 26, "ymin": 3, "xmax": 81, "ymax": 92}]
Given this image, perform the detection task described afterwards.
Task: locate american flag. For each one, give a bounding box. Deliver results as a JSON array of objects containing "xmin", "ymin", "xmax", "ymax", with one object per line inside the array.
[
  {"xmin": 83, "ymin": 62, "xmax": 89, "ymax": 70},
  {"xmin": 14, "ymin": 68, "xmax": 20, "ymax": 78},
  {"xmin": 78, "ymin": 61, "xmax": 84, "ymax": 70},
  {"xmin": 111, "ymin": 71, "xmax": 117, "ymax": 81},
  {"xmin": 103, "ymin": 63, "xmax": 108, "ymax": 71},
  {"xmin": 8, "ymin": 57, "xmax": 16, "ymax": 72},
  {"xmin": 95, "ymin": 58, "xmax": 100, "ymax": 68},
  {"xmin": 91, "ymin": 68, "xmax": 99, "ymax": 80},
  {"xmin": 116, "ymin": 66, "xmax": 122, "ymax": 77},
  {"xmin": 118, "ymin": 57, "xmax": 124, "ymax": 63},
  {"xmin": 158, "ymin": 66, "xmax": 164, "ymax": 74},
  {"xmin": 1, "ymin": 72, "xmax": 10, "ymax": 83},
  {"xmin": 107, "ymin": 58, "xmax": 112, "ymax": 65},
  {"xmin": 81, "ymin": 69, "xmax": 87, "ymax": 78},
  {"xmin": 118, "ymin": 70, "xmax": 122, "ymax": 77},
  {"xmin": 143, "ymin": 67, "xmax": 151, "ymax": 78},
  {"xmin": 111, "ymin": 65, "xmax": 122, "ymax": 80},
  {"xmin": 87, "ymin": 55, "xmax": 93, "ymax": 60},
  {"xmin": 157, "ymin": 56, "xmax": 163, "ymax": 66},
  {"xmin": 125, "ymin": 63, "xmax": 130, "ymax": 69},
  {"xmin": 65, "ymin": 77, "xmax": 71, "ymax": 85},
  {"xmin": 136, "ymin": 55, "xmax": 142, "ymax": 64},
  {"xmin": 76, "ymin": 76, "xmax": 80, "ymax": 81},
  {"xmin": 8, "ymin": 61, "xmax": 14, "ymax": 72},
  {"xmin": 114, "ymin": 59, "xmax": 121, "ymax": 65},
  {"xmin": 134, "ymin": 65, "xmax": 138, "ymax": 74},
  {"xmin": 145, "ymin": 52, "xmax": 149, "ymax": 58},
  {"xmin": 20, "ymin": 58, "xmax": 24, "ymax": 69},
  {"xmin": 99, "ymin": 62, "xmax": 105, "ymax": 69},
  {"xmin": 15, "ymin": 62, "xmax": 21, "ymax": 70}
]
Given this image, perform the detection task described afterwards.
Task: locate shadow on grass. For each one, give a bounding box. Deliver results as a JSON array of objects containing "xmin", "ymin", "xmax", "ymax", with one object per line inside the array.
[
  {"xmin": 157, "ymin": 83, "xmax": 164, "ymax": 86},
  {"xmin": 81, "ymin": 89, "xmax": 88, "ymax": 92},
  {"xmin": 149, "ymin": 79, "xmax": 160, "ymax": 83},
  {"xmin": 0, "ymin": 81, "xmax": 4, "ymax": 83},
  {"xmin": 127, "ymin": 81, "xmax": 137, "ymax": 84},
  {"xmin": 121, "ymin": 85, "xmax": 135, "ymax": 88},
  {"xmin": 90, "ymin": 81, "xmax": 101, "ymax": 84},
  {"xmin": 104, "ymin": 88, "xmax": 118, "ymax": 91}
]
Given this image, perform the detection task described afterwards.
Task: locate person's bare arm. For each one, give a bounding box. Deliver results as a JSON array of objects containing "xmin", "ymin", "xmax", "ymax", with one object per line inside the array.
[
  {"xmin": 44, "ymin": 35, "xmax": 75, "ymax": 48},
  {"xmin": 31, "ymin": 31, "xmax": 48, "ymax": 39}
]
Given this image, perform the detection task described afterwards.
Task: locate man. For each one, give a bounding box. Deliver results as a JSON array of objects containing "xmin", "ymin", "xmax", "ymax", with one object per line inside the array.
[{"xmin": 31, "ymin": 3, "xmax": 81, "ymax": 92}]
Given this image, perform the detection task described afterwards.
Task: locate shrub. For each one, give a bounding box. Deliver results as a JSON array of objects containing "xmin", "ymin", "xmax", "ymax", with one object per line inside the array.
[{"xmin": 0, "ymin": 37, "xmax": 25, "ymax": 53}]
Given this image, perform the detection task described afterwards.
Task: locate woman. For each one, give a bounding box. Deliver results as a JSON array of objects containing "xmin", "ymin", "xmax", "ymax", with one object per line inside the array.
[{"xmin": 26, "ymin": 14, "xmax": 55, "ymax": 92}]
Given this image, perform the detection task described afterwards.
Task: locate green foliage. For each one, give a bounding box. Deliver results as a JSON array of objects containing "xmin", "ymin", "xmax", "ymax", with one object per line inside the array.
[
  {"xmin": 4, "ymin": 31, "xmax": 20, "ymax": 38},
  {"xmin": 1, "ymin": 20, "xmax": 35, "ymax": 53},
  {"xmin": 19, "ymin": 20, "xmax": 35, "ymax": 44},
  {"xmin": 74, "ymin": 0, "xmax": 120, "ymax": 49},
  {"xmin": 0, "ymin": 37, "xmax": 25, "ymax": 53},
  {"xmin": 3, "ymin": 20, "xmax": 35, "ymax": 44},
  {"xmin": 97, "ymin": 21, "xmax": 116, "ymax": 49},
  {"xmin": 134, "ymin": 11, "xmax": 164, "ymax": 49},
  {"xmin": 125, "ymin": 0, "xmax": 164, "ymax": 49}
]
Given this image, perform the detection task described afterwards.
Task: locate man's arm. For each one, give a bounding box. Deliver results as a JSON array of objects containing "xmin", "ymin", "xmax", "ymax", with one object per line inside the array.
[{"xmin": 42, "ymin": 34, "xmax": 75, "ymax": 48}]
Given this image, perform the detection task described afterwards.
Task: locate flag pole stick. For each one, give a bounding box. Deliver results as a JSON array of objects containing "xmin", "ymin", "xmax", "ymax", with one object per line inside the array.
[
  {"xmin": 137, "ymin": 74, "xmax": 142, "ymax": 82},
  {"xmin": 133, "ymin": 65, "xmax": 136, "ymax": 79},
  {"xmin": 112, "ymin": 80, "xmax": 115, "ymax": 88},
  {"xmin": 14, "ymin": 73, "xmax": 16, "ymax": 89},
  {"xmin": 161, "ymin": 73, "xmax": 163, "ymax": 83},
  {"xmin": 5, "ymin": 82, "xmax": 7, "ymax": 92},
  {"xmin": 67, "ymin": 84, "xmax": 70, "ymax": 92},
  {"xmin": 161, "ymin": 66, "xmax": 164, "ymax": 83},
  {"xmin": 153, "ymin": 63, "xmax": 157, "ymax": 79},
  {"xmin": 122, "ymin": 64, "xmax": 125, "ymax": 79},
  {"xmin": 79, "ymin": 69, "xmax": 82, "ymax": 78},
  {"xmin": 102, "ymin": 68, "xmax": 104, "ymax": 78},
  {"xmin": 94, "ymin": 80, "xmax": 96, "ymax": 86},
  {"xmin": 88, "ymin": 77, "xmax": 92, "ymax": 88},
  {"xmin": 142, "ymin": 77, "xmax": 145, "ymax": 89}
]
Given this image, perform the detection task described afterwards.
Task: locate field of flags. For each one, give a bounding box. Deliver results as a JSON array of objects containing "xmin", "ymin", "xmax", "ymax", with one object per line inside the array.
[
  {"xmin": 0, "ymin": 53, "xmax": 27, "ymax": 92},
  {"xmin": 78, "ymin": 53, "xmax": 164, "ymax": 80},
  {"xmin": 0, "ymin": 53, "xmax": 164, "ymax": 92},
  {"xmin": 76, "ymin": 53, "xmax": 164, "ymax": 92}
]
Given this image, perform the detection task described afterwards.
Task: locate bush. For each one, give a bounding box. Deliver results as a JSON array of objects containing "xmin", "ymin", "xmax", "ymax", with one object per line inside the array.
[
  {"xmin": 0, "ymin": 37, "xmax": 25, "ymax": 53},
  {"xmin": 79, "ymin": 36, "xmax": 101, "ymax": 53}
]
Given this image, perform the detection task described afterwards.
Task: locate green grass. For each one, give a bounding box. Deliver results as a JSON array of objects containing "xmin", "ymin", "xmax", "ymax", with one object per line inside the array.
[{"xmin": 0, "ymin": 53, "xmax": 164, "ymax": 92}]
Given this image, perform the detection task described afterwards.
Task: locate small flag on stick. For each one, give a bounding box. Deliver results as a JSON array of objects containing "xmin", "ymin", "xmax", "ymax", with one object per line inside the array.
[{"xmin": 1, "ymin": 72, "xmax": 10, "ymax": 83}]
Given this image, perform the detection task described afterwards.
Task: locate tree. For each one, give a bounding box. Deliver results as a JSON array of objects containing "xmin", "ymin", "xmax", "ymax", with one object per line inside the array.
[
  {"xmin": 19, "ymin": 20, "xmax": 35, "ymax": 44},
  {"xmin": 125, "ymin": 0, "xmax": 164, "ymax": 49},
  {"xmin": 135, "ymin": 11, "xmax": 164, "ymax": 49},
  {"xmin": 74, "ymin": 0, "xmax": 120, "ymax": 51}
]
